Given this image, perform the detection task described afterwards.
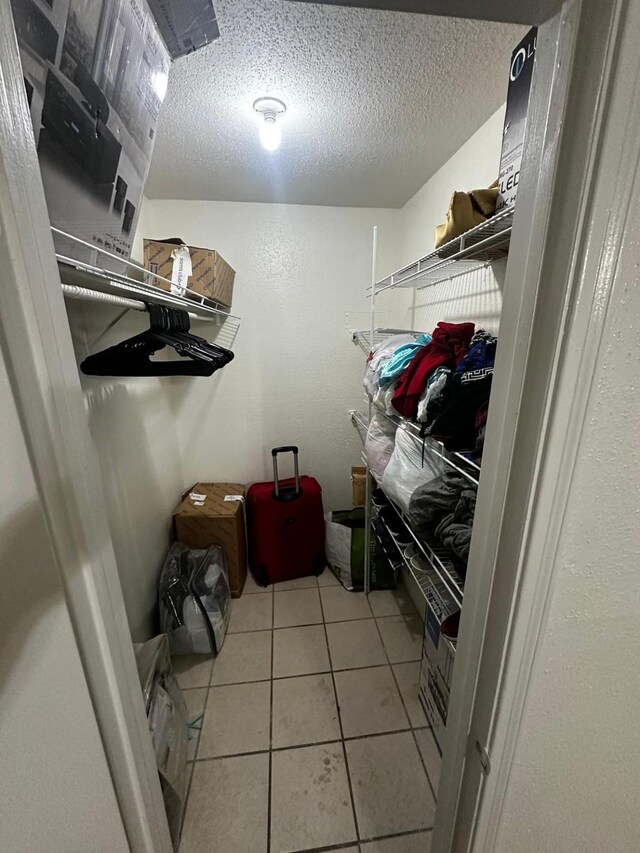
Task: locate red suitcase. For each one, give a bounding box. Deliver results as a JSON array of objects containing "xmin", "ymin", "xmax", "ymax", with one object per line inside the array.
[{"xmin": 247, "ymin": 446, "xmax": 325, "ymax": 586}]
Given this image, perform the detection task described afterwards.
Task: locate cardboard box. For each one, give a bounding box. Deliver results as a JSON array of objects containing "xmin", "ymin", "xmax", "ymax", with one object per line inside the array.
[
  {"xmin": 146, "ymin": 0, "xmax": 220, "ymax": 59},
  {"xmin": 143, "ymin": 238, "xmax": 235, "ymax": 308},
  {"xmin": 496, "ymin": 27, "xmax": 538, "ymax": 214},
  {"xmin": 174, "ymin": 483, "xmax": 247, "ymax": 597},
  {"xmin": 350, "ymin": 466, "xmax": 367, "ymax": 507},
  {"xmin": 12, "ymin": 0, "xmax": 170, "ymax": 266}
]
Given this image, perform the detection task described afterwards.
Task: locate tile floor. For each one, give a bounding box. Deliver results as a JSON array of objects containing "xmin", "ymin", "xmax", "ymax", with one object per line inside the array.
[{"xmin": 177, "ymin": 570, "xmax": 440, "ymax": 853}]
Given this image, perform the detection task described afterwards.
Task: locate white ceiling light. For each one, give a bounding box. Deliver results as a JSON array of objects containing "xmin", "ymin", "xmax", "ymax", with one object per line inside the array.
[{"xmin": 253, "ymin": 97, "xmax": 286, "ymax": 151}]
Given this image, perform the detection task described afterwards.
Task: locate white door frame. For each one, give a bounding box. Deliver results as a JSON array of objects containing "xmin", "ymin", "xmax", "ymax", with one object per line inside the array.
[
  {"xmin": 433, "ymin": 0, "xmax": 636, "ymax": 850},
  {"xmin": 0, "ymin": 0, "xmax": 632, "ymax": 850},
  {"xmin": 0, "ymin": 5, "xmax": 172, "ymax": 852}
]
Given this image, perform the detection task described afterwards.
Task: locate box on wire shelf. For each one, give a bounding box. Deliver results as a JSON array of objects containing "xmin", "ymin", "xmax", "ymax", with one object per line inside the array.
[{"xmin": 143, "ymin": 238, "xmax": 236, "ymax": 308}]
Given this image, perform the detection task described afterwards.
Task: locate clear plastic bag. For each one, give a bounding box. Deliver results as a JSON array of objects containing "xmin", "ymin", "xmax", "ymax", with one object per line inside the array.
[
  {"xmin": 363, "ymin": 334, "xmax": 417, "ymax": 399},
  {"xmin": 381, "ymin": 423, "xmax": 446, "ymax": 512},
  {"xmin": 364, "ymin": 412, "xmax": 398, "ymax": 482},
  {"xmin": 159, "ymin": 543, "xmax": 231, "ymax": 656}
]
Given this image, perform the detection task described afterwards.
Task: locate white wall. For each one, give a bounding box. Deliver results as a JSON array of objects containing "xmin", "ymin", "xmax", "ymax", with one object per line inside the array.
[
  {"xmin": 0, "ymin": 347, "xmax": 129, "ymax": 853},
  {"xmin": 135, "ymin": 199, "xmax": 400, "ymax": 511},
  {"xmin": 66, "ymin": 290, "xmax": 185, "ymax": 642},
  {"xmin": 379, "ymin": 105, "xmax": 506, "ymax": 336}
]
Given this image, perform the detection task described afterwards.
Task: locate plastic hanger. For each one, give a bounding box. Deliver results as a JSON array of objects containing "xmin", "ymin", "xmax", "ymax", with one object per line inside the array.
[{"xmin": 81, "ymin": 304, "xmax": 234, "ymax": 377}]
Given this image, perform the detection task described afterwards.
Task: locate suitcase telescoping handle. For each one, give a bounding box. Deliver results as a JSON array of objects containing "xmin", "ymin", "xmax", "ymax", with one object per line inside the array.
[{"xmin": 272, "ymin": 446, "xmax": 301, "ymax": 501}]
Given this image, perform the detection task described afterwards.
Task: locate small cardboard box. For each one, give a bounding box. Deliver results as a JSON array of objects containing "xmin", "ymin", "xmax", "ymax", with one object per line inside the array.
[
  {"xmin": 174, "ymin": 483, "xmax": 247, "ymax": 597},
  {"xmin": 143, "ymin": 238, "xmax": 236, "ymax": 308},
  {"xmin": 350, "ymin": 466, "xmax": 369, "ymax": 507}
]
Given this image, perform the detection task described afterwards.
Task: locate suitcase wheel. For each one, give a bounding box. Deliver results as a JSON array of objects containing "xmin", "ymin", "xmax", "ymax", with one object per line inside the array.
[{"xmin": 258, "ymin": 563, "xmax": 270, "ymax": 588}]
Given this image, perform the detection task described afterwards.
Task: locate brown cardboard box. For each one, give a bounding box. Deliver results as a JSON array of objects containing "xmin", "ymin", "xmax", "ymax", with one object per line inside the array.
[
  {"xmin": 174, "ymin": 483, "xmax": 247, "ymax": 597},
  {"xmin": 351, "ymin": 466, "xmax": 369, "ymax": 507},
  {"xmin": 143, "ymin": 238, "xmax": 235, "ymax": 308}
]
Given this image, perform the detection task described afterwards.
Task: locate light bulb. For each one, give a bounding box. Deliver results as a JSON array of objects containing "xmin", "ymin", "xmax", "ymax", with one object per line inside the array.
[
  {"xmin": 260, "ymin": 116, "xmax": 281, "ymax": 151},
  {"xmin": 151, "ymin": 70, "xmax": 168, "ymax": 101}
]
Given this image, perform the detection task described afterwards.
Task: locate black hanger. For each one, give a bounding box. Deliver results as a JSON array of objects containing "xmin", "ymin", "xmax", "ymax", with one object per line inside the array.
[{"xmin": 81, "ymin": 304, "xmax": 234, "ymax": 377}]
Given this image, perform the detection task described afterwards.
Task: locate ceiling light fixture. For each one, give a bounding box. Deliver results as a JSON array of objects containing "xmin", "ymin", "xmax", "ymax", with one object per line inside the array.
[{"xmin": 253, "ymin": 97, "xmax": 286, "ymax": 152}]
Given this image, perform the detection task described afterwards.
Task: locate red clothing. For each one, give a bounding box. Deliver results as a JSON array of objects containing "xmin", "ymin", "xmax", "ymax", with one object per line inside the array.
[{"xmin": 391, "ymin": 321, "xmax": 475, "ymax": 419}]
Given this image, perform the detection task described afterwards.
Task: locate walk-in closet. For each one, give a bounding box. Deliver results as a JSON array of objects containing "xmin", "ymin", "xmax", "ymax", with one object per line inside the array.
[{"xmin": 2, "ymin": 1, "xmax": 640, "ymax": 853}]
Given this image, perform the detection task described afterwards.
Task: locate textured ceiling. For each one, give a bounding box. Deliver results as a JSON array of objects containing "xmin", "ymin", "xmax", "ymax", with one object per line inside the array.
[{"xmin": 145, "ymin": 0, "xmax": 524, "ymax": 207}]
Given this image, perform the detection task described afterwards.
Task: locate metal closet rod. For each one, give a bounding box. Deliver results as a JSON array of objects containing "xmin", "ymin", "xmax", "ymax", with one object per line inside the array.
[{"xmin": 61, "ymin": 283, "xmax": 213, "ymax": 322}]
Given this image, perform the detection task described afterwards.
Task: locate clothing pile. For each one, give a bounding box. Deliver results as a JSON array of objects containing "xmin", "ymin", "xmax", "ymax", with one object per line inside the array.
[
  {"xmin": 427, "ymin": 329, "xmax": 496, "ymax": 452},
  {"xmin": 408, "ymin": 470, "xmax": 477, "ymax": 579},
  {"xmin": 361, "ymin": 325, "xmax": 493, "ymax": 578},
  {"xmin": 363, "ymin": 324, "xmax": 497, "ymax": 457}
]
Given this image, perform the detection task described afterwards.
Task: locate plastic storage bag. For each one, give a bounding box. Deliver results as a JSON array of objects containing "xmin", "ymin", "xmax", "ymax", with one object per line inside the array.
[
  {"xmin": 133, "ymin": 634, "xmax": 189, "ymax": 849},
  {"xmin": 159, "ymin": 543, "xmax": 231, "ymax": 656},
  {"xmin": 364, "ymin": 412, "xmax": 398, "ymax": 482},
  {"xmin": 381, "ymin": 423, "xmax": 446, "ymax": 513},
  {"xmin": 325, "ymin": 508, "xmax": 397, "ymax": 591},
  {"xmin": 363, "ymin": 334, "xmax": 416, "ymax": 399}
]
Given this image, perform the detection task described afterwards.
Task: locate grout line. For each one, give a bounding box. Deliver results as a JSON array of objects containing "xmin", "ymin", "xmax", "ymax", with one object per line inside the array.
[
  {"xmin": 191, "ymin": 727, "xmax": 428, "ymax": 764},
  {"xmin": 178, "ymin": 657, "xmax": 214, "ymax": 839},
  {"xmin": 289, "ymin": 840, "xmax": 366, "ymax": 853},
  {"xmin": 317, "ymin": 586, "xmax": 361, "ymax": 844},
  {"xmin": 358, "ymin": 826, "xmax": 435, "ymax": 845},
  {"xmin": 194, "ymin": 748, "xmax": 271, "ymax": 763},
  {"xmin": 285, "ymin": 826, "xmax": 434, "ymax": 852},
  {"xmin": 228, "ymin": 615, "xmax": 382, "ymax": 635},
  {"xmin": 412, "ymin": 725, "xmax": 439, "ymax": 803},
  {"xmin": 369, "ymin": 587, "xmax": 436, "ymax": 799},
  {"xmin": 267, "ymin": 579, "xmax": 275, "ymax": 853},
  {"xmin": 206, "ymin": 659, "xmax": 420, "ymax": 691}
]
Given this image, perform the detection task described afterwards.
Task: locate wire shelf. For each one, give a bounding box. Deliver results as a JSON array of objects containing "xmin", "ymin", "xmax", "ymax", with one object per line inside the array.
[
  {"xmin": 54, "ymin": 227, "xmax": 241, "ymax": 326},
  {"xmin": 349, "ymin": 410, "xmax": 370, "ymax": 432},
  {"xmin": 372, "ymin": 487, "xmax": 465, "ymax": 609},
  {"xmin": 351, "ymin": 327, "xmax": 422, "ymax": 355},
  {"xmin": 373, "ymin": 510, "xmax": 457, "ymax": 655},
  {"xmin": 382, "ymin": 412, "xmax": 480, "ymax": 486},
  {"xmin": 373, "ymin": 206, "xmax": 514, "ymax": 293}
]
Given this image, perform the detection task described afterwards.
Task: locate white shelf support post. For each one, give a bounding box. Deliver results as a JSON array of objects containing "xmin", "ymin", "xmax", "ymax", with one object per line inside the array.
[{"xmin": 363, "ymin": 225, "xmax": 378, "ymax": 595}]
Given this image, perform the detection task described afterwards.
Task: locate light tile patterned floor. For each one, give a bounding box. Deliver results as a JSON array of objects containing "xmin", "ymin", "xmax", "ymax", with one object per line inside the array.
[{"xmin": 178, "ymin": 572, "xmax": 440, "ymax": 853}]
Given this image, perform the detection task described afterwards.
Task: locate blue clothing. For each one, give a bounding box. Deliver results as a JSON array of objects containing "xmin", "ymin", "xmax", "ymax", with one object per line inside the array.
[
  {"xmin": 379, "ymin": 334, "xmax": 432, "ymax": 384},
  {"xmin": 454, "ymin": 330, "xmax": 496, "ymax": 378}
]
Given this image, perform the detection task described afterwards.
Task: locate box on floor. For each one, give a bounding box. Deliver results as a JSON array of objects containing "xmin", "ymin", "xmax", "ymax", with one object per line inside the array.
[{"xmin": 174, "ymin": 483, "xmax": 247, "ymax": 597}]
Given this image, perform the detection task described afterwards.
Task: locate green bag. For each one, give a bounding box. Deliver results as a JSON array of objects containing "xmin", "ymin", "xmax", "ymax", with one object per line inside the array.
[{"xmin": 325, "ymin": 508, "xmax": 397, "ymax": 591}]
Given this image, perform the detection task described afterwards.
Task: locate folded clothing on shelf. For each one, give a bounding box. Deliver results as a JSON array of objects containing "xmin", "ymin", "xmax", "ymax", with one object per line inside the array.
[
  {"xmin": 429, "ymin": 373, "xmax": 493, "ymax": 451},
  {"xmin": 391, "ymin": 321, "xmax": 475, "ymax": 420},
  {"xmin": 409, "ymin": 471, "xmax": 478, "ymax": 579},
  {"xmin": 379, "ymin": 333, "xmax": 432, "ymax": 384},
  {"xmin": 408, "ymin": 469, "xmax": 471, "ymax": 536},
  {"xmin": 435, "ymin": 488, "xmax": 477, "ymax": 569},
  {"xmin": 454, "ymin": 329, "xmax": 497, "ymax": 379},
  {"xmin": 416, "ymin": 365, "xmax": 451, "ymax": 425},
  {"xmin": 426, "ymin": 330, "xmax": 497, "ymax": 451}
]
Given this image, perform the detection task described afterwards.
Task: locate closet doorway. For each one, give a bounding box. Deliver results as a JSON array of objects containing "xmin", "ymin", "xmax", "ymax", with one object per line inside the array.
[{"xmin": 0, "ymin": 1, "xmax": 636, "ymax": 852}]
